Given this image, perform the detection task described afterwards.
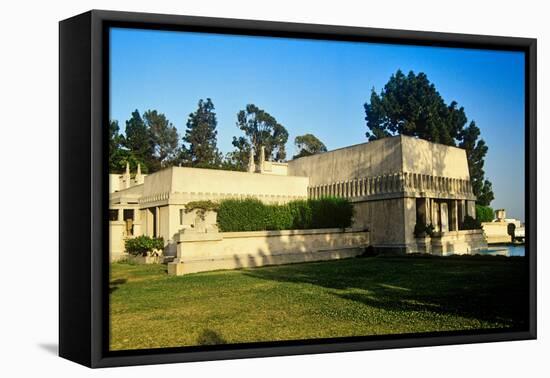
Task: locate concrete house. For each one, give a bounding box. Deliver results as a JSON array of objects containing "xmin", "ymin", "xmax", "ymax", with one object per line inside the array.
[{"xmin": 109, "ymin": 135, "xmax": 487, "ymax": 271}]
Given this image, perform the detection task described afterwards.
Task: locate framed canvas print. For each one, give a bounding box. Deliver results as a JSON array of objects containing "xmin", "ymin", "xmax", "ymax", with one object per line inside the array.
[{"xmin": 59, "ymin": 10, "xmax": 537, "ymax": 368}]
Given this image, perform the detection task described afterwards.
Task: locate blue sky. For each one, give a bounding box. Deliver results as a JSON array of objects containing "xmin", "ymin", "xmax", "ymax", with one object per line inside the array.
[{"xmin": 110, "ymin": 28, "xmax": 525, "ymax": 221}]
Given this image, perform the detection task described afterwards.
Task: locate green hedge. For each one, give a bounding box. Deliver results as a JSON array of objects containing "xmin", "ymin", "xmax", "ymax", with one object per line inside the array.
[
  {"xmin": 125, "ymin": 235, "xmax": 164, "ymax": 256},
  {"xmin": 475, "ymin": 205, "xmax": 494, "ymax": 223},
  {"xmin": 217, "ymin": 197, "xmax": 354, "ymax": 232}
]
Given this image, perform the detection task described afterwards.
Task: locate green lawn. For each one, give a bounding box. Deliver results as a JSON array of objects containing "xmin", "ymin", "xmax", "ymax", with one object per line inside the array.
[{"xmin": 109, "ymin": 256, "xmax": 528, "ymax": 351}]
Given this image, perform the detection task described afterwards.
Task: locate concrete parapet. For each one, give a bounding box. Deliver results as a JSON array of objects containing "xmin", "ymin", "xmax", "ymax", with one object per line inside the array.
[
  {"xmin": 427, "ymin": 230, "xmax": 487, "ymax": 255},
  {"xmin": 168, "ymin": 228, "xmax": 370, "ymax": 275},
  {"xmin": 482, "ymin": 222, "xmax": 514, "ymax": 244}
]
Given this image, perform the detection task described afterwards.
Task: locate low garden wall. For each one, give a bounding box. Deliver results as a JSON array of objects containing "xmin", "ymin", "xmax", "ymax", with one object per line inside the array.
[
  {"xmin": 168, "ymin": 228, "xmax": 370, "ymax": 275},
  {"xmin": 109, "ymin": 221, "xmax": 126, "ymax": 261},
  {"xmin": 482, "ymin": 222, "xmax": 513, "ymax": 244},
  {"xmin": 428, "ymin": 230, "xmax": 487, "ymax": 255}
]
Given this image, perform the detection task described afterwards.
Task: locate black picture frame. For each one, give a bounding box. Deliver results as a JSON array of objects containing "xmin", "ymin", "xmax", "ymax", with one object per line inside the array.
[{"xmin": 59, "ymin": 9, "xmax": 537, "ymax": 368}]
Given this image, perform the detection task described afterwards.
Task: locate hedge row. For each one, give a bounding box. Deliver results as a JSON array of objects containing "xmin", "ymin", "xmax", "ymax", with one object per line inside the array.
[
  {"xmin": 475, "ymin": 205, "xmax": 494, "ymax": 223},
  {"xmin": 217, "ymin": 197, "xmax": 354, "ymax": 232}
]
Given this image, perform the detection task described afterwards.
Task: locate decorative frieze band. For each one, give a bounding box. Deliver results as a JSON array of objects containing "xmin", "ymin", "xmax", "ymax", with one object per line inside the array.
[
  {"xmin": 139, "ymin": 191, "xmax": 307, "ymax": 205},
  {"xmin": 307, "ymin": 172, "xmax": 474, "ymax": 199}
]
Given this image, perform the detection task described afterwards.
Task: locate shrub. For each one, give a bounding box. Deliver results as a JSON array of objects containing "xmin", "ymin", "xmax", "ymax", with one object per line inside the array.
[
  {"xmin": 288, "ymin": 200, "xmax": 313, "ymax": 229},
  {"xmin": 461, "ymin": 215, "xmax": 482, "ymax": 230},
  {"xmin": 125, "ymin": 235, "xmax": 164, "ymax": 256},
  {"xmin": 413, "ymin": 223, "xmax": 435, "ymax": 238},
  {"xmin": 475, "ymin": 205, "xmax": 494, "ymax": 223},
  {"xmin": 217, "ymin": 198, "xmax": 266, "ymax": 232},
  {"xmin": 309, "ymin": 197, "xmax": 354, "ymax": 229},
  {"xmin": 217, "ymin": 197, "xmax": 354, "ymax": 232}
]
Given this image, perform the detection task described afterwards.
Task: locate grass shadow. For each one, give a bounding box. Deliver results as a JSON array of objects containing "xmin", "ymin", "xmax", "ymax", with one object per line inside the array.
[
  {"xmin": 241, "ymin": 256, "xmax": 529, "ymax": 328},
  {"xmin": 109, "ymin": 278, "xmax": 127, "ymax": 294},
  {"xmin": 197, "ymin": 329, "xmax": 227, "ymax": 345}
]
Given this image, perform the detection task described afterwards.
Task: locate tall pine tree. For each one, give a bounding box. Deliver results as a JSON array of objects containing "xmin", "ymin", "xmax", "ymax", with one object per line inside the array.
[
  {"xmin": 123, "ymin": 109, "xmax": 153, "ymax": 171},
  {"xmin": 180, "ymin": 98, "xmax": 221, "ymax": 168},
  {"xmin": 143, "ymin": 110, "xmax": 179, "ymax": 170}
]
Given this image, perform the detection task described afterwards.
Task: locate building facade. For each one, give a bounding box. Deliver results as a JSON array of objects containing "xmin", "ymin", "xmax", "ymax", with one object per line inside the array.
[{"xmin": 110, "ymin": 135, "xmax": 487, "ymax": 262}]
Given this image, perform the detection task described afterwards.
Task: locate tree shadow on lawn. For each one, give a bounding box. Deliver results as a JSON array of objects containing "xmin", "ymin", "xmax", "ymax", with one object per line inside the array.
[
  {"xmin": 109, "ymin": 278, "xmax": 127, "ymax": 294},
  {"xmin": 241, "ymin": 256, "xmax": 529, "ymax": 329},
  {"xmin": 197, "ymin": 329, "xmax": 227, "ymax": 345}
]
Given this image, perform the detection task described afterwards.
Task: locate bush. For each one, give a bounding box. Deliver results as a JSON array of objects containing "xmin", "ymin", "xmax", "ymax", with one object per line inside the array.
[
  {"xmin": 461, "ymin": 215, "xmax": 482, "ymax": 230},
  {"xmin": 414, "ymin": 223, "xmax": 435, "ymax": 237},
  {"xmin": 217, "ymin": 197, "xmax": 354, "ymax": 232},
  {"xmin": 125, "ymin": 235, "xmax": 164, "ymax": 256},
  {"xmin": 475, "ymin": 205, "xmax": 494, "ymax": 223}
]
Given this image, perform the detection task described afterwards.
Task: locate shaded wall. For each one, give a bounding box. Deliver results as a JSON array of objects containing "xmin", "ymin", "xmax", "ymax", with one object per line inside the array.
[{"xmin": 168, "ymin": 228, "xmax": 369, "ymax": 275}]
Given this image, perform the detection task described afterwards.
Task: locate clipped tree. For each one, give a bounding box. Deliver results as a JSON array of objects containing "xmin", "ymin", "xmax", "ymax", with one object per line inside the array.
[
  {"xmin": 109, "ymin": 120, "xmax": 124, "ymax": 172},
  {"xmin": 180, "ymin": 98, "xmax": 222, "ymax": 168},
  {"xmin": 124, "ymin": 110, "xmax": 153, "ymax": 170},
  {"xmin": 364, "ymin": 69, "xmax": 494, "ymax": 205},
  {"xmin": 109, "ymin": 119, "xmax": 148, "ymax": 173},
  {"xmin": 143, "ymin": 110, "xmax": 179, "ymax": 170},
  {"xmin": 293, "ymin": 133, "xmax": 327, "ymax": 159},
  {"xmin": 232, "ymin": 104, "xmax": 289, "ymax": 167}
]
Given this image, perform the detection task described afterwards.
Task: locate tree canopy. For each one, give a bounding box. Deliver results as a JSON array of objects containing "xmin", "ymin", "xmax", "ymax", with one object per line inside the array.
[
  {"xmin": 364, "ymin": 70, "xmax": 494, "ymax": 205},
  {"xmin": 109, "ymin": 109, "xmax": 179, "ymax": 174},
  {"xmin": 293, "ymin": 134, "xmax": 327, "ymax": 159},
  {"xmin": 124, "ymin": 110, "xmax": 152, "ymax": 170},
  {"xmin": 180, "ymin": 98, "xmax": 222, "ymax": 168},
  {"xmin": 143, "ymin": 110, "xmax": 179, "ymax": 170},
  {"xmin": 231, "ymin": 104, "xmax": 289, "ymax": 167}
]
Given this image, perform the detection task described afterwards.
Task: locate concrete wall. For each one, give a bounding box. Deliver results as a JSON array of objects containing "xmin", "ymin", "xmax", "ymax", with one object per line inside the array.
[
  {"xmin": 287, "ymin": 135, "xmax": 471, "ymax": 185},
  {"xmin": 141, "ymin": 166, "xmax": 309, "ymax": 200},
  {"xmin": 288, "ymin": 137, "xmax": 403, "ymax": 186},
  {"xmin": 109, "ymin": 222, "xmax": 126, "ymax": 261},
  {"xmin": 142, "ymin": 168, "xmax": 174, "ymax": 197},
  {"xmin": 352, "ymin": 198, "xmax": 407, "ymax": 246},
  {"xmin": 109, "ymin": 174, "xmax": 120, "ymax": 193},
  {"xmin": 168, "ymin": 228, "xmax": 369, "ymax": 275},
  {"xmin": 261, "ymin": 161, "xmax": 288, "ymax": 175},
  {"xmin": 401, "ymin": 136, "xmax": 470, "ymax": 179},
  {"xmin": 482, "ymin": 222, "xmax": 514, "ymax": 244},
  {"xmin": 429, "ymin": 230, "xmax": 488, "ymax": 255}
]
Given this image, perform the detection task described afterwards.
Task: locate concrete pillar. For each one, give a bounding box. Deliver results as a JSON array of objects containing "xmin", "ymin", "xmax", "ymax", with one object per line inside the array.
[
  {"xmin": 416, "ymin": 198, "xmax": 427, "ymax": 225},
  {"xmin": 247, "ymin": 148, "xmax": 255, "ymax": 173},
  {"xmin": 135, "ymin": 163, "xmax": 143, "ymax": 184},
  {"xmin": 440, "ymin": 202, "xmax": 449, "ymax": 233},
  {"xmin": 450, "ymin": 200, "xmax": 459, "ymax": 231},
  {"xmin": 260, "ymin": 146, "xmax": 265, "ymax": 169},
  {"xmin": 155, "ymin": 207, "xmax": 160, "ymax": 238},
  {"xmin": 432, "ymin": 200, "xmax": 440, "ymax": 232},
  {"xmin": 466, "ymin": 200, "xmax": 476, "ymax": 218}
]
